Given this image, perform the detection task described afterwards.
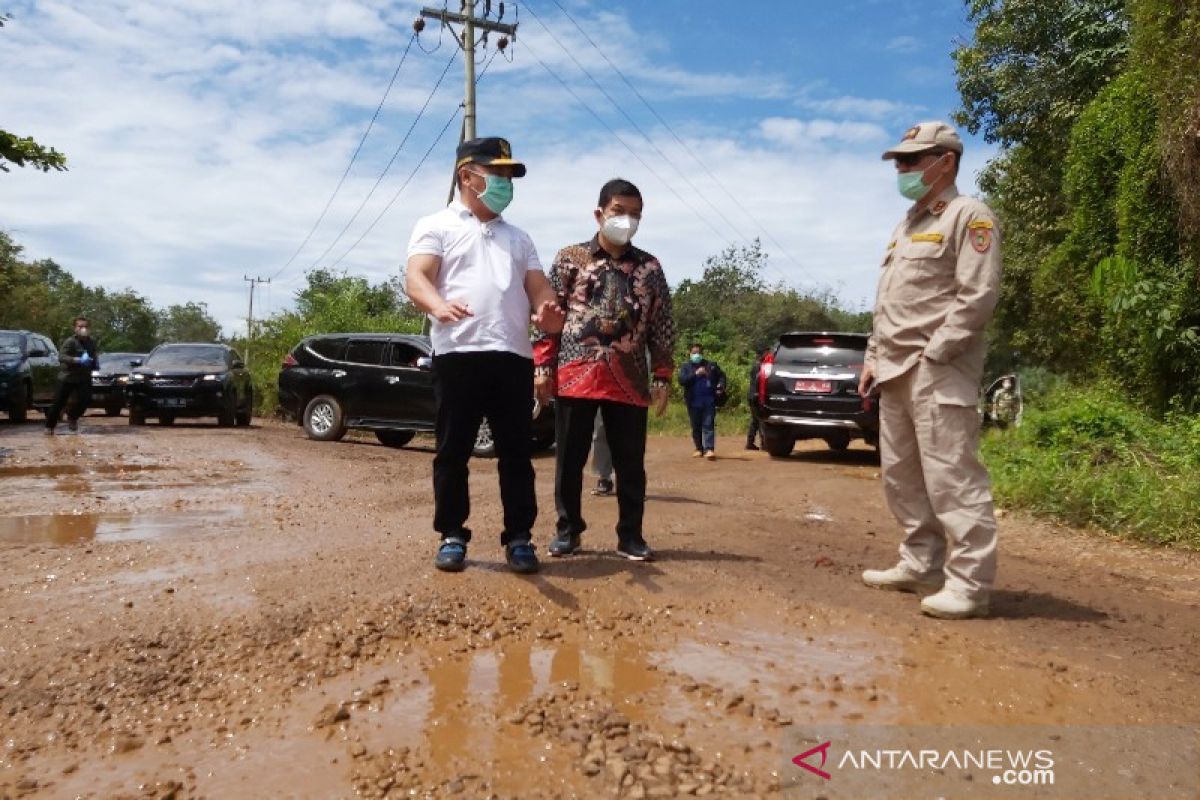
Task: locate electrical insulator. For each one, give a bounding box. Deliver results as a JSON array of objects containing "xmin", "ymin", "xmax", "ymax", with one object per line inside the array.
[
  {"xmin": 413, "ymin": 18, "xmax": 425, "ymax": 33},
  {"xmin": 497, "ymin": 36, "xmax": 509, "ymax": 51}
]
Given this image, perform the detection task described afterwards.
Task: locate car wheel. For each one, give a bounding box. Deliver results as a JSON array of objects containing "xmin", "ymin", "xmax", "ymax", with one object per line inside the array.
[
  {"xmin": 472, "ymin": 419, "xmax": 496, "ymax": 458},
  {"xmin": 7, "ymin": 382, "xmax": 28, "ymax": 423},
  {"xmin": 824, "ymin": 432, "xmax": 851, "ymax": 452},
  {"xmin": 159, "ymin": 414, "xmax": 175, "ymax": 426},
  {"xmin": 104, "ymin": 403, "xmax": 123, "ymax": 417},
  {"xmin": 303, "ymin": 395, "xmax": 347, "ymax": 442},
  {"xmin": 217, "ymin": 393, "xmax": 237, "ymax": 427},
  {"xmin": 129, "ymin": 409, "xmax": 146, "ymax": 426},
  {"xmin": 762, "ymin": 424, "xmax": 794, "ymax": 458},
  {"xmin": 236, "ymin": 389, "xmax": 253, "ymax": 427},
  {"xmin": 375, "ymin": 430, "xmax": 415, "ymax": 448}
]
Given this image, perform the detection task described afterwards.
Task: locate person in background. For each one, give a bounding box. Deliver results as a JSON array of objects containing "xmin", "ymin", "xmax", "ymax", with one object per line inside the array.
[
  {"xmin": 678, "ymin": 343, "xmax": 725, "ymax": 460},
  {"xmin": 745, "ymin": 347, "xmax": 769, "ymax": 450},
  {"xmin": 590, "ymin": 410, "xmax": 614, "ymax": 496},
  {"xmin": 45, "ymin": 316, "xmax": 98, "ymax": 435}
]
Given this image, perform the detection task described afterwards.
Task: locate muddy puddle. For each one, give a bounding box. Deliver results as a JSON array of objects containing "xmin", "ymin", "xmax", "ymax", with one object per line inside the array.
[{"xmin": 0, "ymin": 508, "xmax": 244, "ymax": 545}]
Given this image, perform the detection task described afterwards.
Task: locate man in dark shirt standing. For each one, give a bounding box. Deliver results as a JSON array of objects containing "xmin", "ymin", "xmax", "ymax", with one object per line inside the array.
[
  {"xmin": 535, "ymin": 178, "xmax": 675, "ymax": 562},
  {"xmin": 46, "ymin": 316, "xmax": 98, "ymax": 435},
  {"xmin": 678, "ymin": 343, "xmax": 726, "ymax": 460}
]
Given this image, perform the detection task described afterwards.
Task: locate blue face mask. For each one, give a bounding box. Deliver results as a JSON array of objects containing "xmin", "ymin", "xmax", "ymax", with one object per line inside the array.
[
  {"xmin": 471, "ymin": 172, "xmax": 513, "ymax": 214},
  {"xmin": 690, "ymin": 353, "xmax": 703, "ymax": 364},
  {"xmin": 897, "ymin": 171, "xmax": 930, "ymax": 201}
]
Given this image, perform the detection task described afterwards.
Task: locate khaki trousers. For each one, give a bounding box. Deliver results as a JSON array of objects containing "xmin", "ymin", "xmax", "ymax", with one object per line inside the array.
[{"xmin": 879, "ymin": 361, "xmax": 998, "ymax": 597}]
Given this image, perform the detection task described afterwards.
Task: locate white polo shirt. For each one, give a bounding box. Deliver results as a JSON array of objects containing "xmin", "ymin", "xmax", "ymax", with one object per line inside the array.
[{"xmin": 407, "ymin": 200, "xmax": 543, "ymax": 358}]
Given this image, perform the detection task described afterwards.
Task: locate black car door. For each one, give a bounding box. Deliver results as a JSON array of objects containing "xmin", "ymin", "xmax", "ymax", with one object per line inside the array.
[
  {"xmin": 340, "ymin": 339, "xmax": 390, "ymax": 420},
  {"xmin": 381, "ymin": 340, "xmax": 435, "ymax": 426}
]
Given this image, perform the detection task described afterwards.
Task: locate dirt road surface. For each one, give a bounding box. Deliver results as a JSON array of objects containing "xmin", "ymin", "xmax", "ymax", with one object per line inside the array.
[{"xmin": 1, "ymin": 417, "xmax": 1198, "ymax": 799}]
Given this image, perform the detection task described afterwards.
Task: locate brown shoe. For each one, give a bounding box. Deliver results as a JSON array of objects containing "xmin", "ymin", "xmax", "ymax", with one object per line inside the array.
[
  {"xmin": 704, "ymin": 450, "xmax": 716, "ymax": 460},
  {"xmin": 692, "ymin": 450, "xmax": 703, "ymax": 458}
]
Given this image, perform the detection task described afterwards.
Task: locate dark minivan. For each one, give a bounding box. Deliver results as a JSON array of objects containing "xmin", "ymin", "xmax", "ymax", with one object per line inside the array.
[
  {"xmin": 278, "ymin": 333, "xmax": 555, "ymax": 456},
  {"xmin": 126, "ymin": 343, "xmax": 253, "ymax": 426},
  {"xmin": 756, "ymin": 331, "xmax": 879, "ymax": 457}
]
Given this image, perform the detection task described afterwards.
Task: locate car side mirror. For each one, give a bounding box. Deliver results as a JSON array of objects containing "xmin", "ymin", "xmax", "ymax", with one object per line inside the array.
[
  {"xmin": 416, "ymin": 356, "xmax": 433, "ymax": 371},
  {"xmin": 232, "ymin": 360, "xmax": 245, "ymax": 369},
  {"xmin": 130, "ymin": 358, "xmax": 143, "ymax": 367}
]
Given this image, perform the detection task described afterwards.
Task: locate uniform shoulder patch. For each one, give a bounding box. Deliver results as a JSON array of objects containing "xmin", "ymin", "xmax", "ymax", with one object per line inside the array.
[
  {"xmin": 970, "ymin": 227, "xmax": 993, "ymax": 253},
  {"xmin": 930, "ymin": 200, "xmax": 948, "ymax": 215}
]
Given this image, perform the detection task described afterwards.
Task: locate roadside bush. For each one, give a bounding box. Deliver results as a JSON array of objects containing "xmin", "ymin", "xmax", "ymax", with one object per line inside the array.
[{"xmin": 982, "ymin": 384, "xmax": 1200, "ymax": 548}]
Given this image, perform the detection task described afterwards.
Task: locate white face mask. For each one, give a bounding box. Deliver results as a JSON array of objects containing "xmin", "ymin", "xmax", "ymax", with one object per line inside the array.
[{"xmin": 601, "ymin": 214, "xmax": 639, "ymax": 246}]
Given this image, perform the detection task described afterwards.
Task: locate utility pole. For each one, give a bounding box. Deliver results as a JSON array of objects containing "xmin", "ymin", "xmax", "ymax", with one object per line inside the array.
[
  {"xmin": 418, "ymin": 1, "xmax": 517, "ymax": 142},
  {"xmin": 243, "ymin": 275, "xmax": 270, "ymax": 368}
]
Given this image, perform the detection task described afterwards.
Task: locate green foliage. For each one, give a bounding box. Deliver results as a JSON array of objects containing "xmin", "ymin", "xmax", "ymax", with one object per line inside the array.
[
  {"xmin": 0, "ymin": 130, "xmax": 67, "ymax": 174},
  {"xmin": 982, "ymin": 385, "xmax": 1200, "ymax": 548},
  {"xmin": 157, "ymin": 302, "xmax": 222, "ymax": 344}
]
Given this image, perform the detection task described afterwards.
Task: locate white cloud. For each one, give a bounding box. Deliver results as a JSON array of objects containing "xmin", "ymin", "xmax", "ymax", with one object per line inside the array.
[
  {"xmin": 0, "ymin": 1, "xmax": 993, "ymax": 338},
  {"xmin": 886, "ymin": 35, "xmax": 923, "ymax": 54},
  {"xmin": 796, "ymin": 94, "xmax": 923, "ymax": 121},
  {"xmin": 759, "ymin": 117, "xmax": 890, "ymax": 147}
]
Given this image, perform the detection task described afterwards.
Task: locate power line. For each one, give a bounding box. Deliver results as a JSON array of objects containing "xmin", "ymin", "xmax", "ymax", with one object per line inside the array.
[
  {"xmin": 272, "ymin": 32, "xmax": 419, "ymax": 281},
  {"xmin": 522, "ymin": 1, "xmax": 750, "ymax": 246},
  {"xmin": 519, "ymin": 37, "xmax": 734, "ymax": 247},
  {"xmin": 304, "ymin": 49, "xmax": 460, "ymax": 273},
  {"xmin": 543, "ymin": 0, "xmax": 815, "ymax": 286},
  {"xmin": 325, "ymin": 49, "xmax": 504, "ymax": 271}
]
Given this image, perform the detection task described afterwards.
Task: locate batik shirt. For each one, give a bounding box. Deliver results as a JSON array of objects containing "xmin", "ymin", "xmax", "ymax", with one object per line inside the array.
[{"xmin": 533, "ymin": 236, "xmax": 675, "ymax": 407}]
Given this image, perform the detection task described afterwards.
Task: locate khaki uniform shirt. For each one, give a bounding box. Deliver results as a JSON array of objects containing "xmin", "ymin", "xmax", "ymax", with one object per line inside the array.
[{"xmin": 866, "ymin": 185, "xmax": 1002, "ymax": 404}]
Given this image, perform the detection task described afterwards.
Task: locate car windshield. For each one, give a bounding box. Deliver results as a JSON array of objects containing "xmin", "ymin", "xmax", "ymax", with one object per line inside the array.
[
  {"xmin": 777, "ymin": 336, "xmax": 867, "ymax": 369},
  {"xmin": 98, "ymin": 352, "xmax": 142, "ymax": 369},
  {"xmin": 145, "ymin": 346, "xmax": 227, "ymax": 370},
  {"xmin": 0, "ymin": 333, "xmax": 22, "ymax": 357}
]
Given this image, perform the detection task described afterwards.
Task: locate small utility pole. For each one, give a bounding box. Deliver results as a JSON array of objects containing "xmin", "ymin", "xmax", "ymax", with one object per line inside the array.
[
  {"xmin": 243, "ymin": 275, "xmax": 270, "ymax": 368},
  {"xmin": 419, "ymin": 1, "xmax": 517, "ymax": 142}
]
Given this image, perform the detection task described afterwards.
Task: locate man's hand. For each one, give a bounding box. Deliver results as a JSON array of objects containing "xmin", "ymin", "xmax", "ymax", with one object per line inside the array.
[
  {"xmin": 858, "ymin": 363, "xmax": 876, "ymax": 397},
  {"xmin": 650, "ymin": 382, "xmax": 669, "ymax": 418},
  {"xmin": 695, "ymin": 365, "xmax": 707, "ymax": 376},
  {"xmin": 531, "ymin": 300, "xmax": 566, "ymax": 334},
  {"xmin": 534, "ymin": 375, "xmax": 555, "ymax": 406},
  {"xmin": 431, "ymin": 299, "xmax": 473, "ymax": 324}
]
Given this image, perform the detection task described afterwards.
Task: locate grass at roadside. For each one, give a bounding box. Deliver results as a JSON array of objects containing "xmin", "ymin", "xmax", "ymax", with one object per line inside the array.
[
  {"xmin": 648, "ymin": 403, "xmax": 752, "ymax": 438},
  {"xmin": 981, "ymin": 385, "xmax": 1200, "ymax": 549}
]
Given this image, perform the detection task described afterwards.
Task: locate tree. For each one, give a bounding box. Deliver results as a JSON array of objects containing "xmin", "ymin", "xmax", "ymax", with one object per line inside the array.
[
  {"xmin": 157, "ymin": 303, "xmax": 222, "ymax": 343},
  {"xmin": 1, "ymin": 16, "xmax": 68, "ymax": 174}
]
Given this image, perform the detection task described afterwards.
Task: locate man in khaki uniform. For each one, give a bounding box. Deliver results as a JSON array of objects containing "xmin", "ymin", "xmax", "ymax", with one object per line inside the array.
[{"xmin": 858, "ymin": 121, "xmax": 1002, "ymax": 620}]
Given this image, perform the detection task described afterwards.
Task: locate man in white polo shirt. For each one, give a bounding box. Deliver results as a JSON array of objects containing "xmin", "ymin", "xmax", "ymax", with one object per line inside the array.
[{"xmin": 405, "ymin": 137, "xmax": 564, "ymax": 575}]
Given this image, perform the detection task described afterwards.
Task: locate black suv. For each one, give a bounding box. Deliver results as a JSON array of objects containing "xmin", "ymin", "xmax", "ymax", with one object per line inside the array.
[
  {"xmin": 756, "ymin": 331, "xmax": 879, "ymax": 457},
  {"xmin": 0, "ymin": 330, "xmax": 59, "ymax": 422},
  {"xmin": 90, "ymin": 352, "xmax": 146, "ymax": 416},
  {"xmin": 278, "ymin": 333, "xmax": 555, "ymax": 456},
  {"xmin": 126, "ymin": 343, "xmax": 253, "ymax": 426}
]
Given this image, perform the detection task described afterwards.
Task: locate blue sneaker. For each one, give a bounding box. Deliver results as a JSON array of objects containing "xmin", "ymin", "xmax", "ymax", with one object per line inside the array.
[
  {"xmin": 435, "ymin": 537, "xmax": 467, "ymax": 572},
  {"xmin": 616, "ymin": 539, "xmax": 654, "ymax": 562},
  {"xmin": 548, "ymin": 533, "xmax": 581, "ymax": 557},
  {"xmin": 505, "ymin": 540, "xmax": 539, "ymax": 574}
]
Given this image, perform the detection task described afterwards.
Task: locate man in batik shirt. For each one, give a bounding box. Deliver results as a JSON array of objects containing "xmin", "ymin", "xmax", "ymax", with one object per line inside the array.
[{"xmin": 534, "ymin": 178, "xmax": 674, "ymax": 561}]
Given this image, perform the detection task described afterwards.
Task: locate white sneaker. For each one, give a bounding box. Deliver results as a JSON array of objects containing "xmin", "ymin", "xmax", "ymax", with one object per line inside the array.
[
  {"xmin": 920, "ymin": 588, "xmax": 989, "ymax": 619},
  {"xmin": 861, "ymin": 565, "xmax": 944, "ymax": 594}
]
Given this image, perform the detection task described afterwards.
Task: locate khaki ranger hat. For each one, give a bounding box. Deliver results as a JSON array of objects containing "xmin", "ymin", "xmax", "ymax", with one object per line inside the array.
[{"xmin": 882, "ymin": 121, "xmax": 964, "ymax": 160}]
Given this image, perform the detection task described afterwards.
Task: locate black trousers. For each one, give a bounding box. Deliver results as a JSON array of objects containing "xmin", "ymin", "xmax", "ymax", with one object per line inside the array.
[
  {"xmin": 432, "ymin": 351, "xmax": 536, "ymax": 545},
  {"xmin": 554, "ymin": 397, "xmax": 648, "ymax": 544},
  {"xmin": 746, "ymin": 402, "xmax": 761, "ymax": 444},
  {"xmin": 46, "ymin": 379, "xmax": 90, "ymax": 428}
]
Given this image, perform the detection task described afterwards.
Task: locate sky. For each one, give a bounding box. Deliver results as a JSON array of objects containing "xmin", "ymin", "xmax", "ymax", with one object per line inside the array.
[{"xmin": 0, "ymin": 0, "xmax": 994, "ymax": 336}]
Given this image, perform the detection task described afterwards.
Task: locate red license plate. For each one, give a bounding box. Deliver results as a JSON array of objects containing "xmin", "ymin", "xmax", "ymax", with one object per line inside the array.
[{"xmin": 794, "ymin": 379, "xmax": 832, "ymax": 394}]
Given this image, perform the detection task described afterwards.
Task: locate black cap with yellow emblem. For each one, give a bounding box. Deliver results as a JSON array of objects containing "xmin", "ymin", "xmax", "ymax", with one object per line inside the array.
[{"xmin": 455, "ymin": 137, "xmax": 527, "ymax": 177}]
